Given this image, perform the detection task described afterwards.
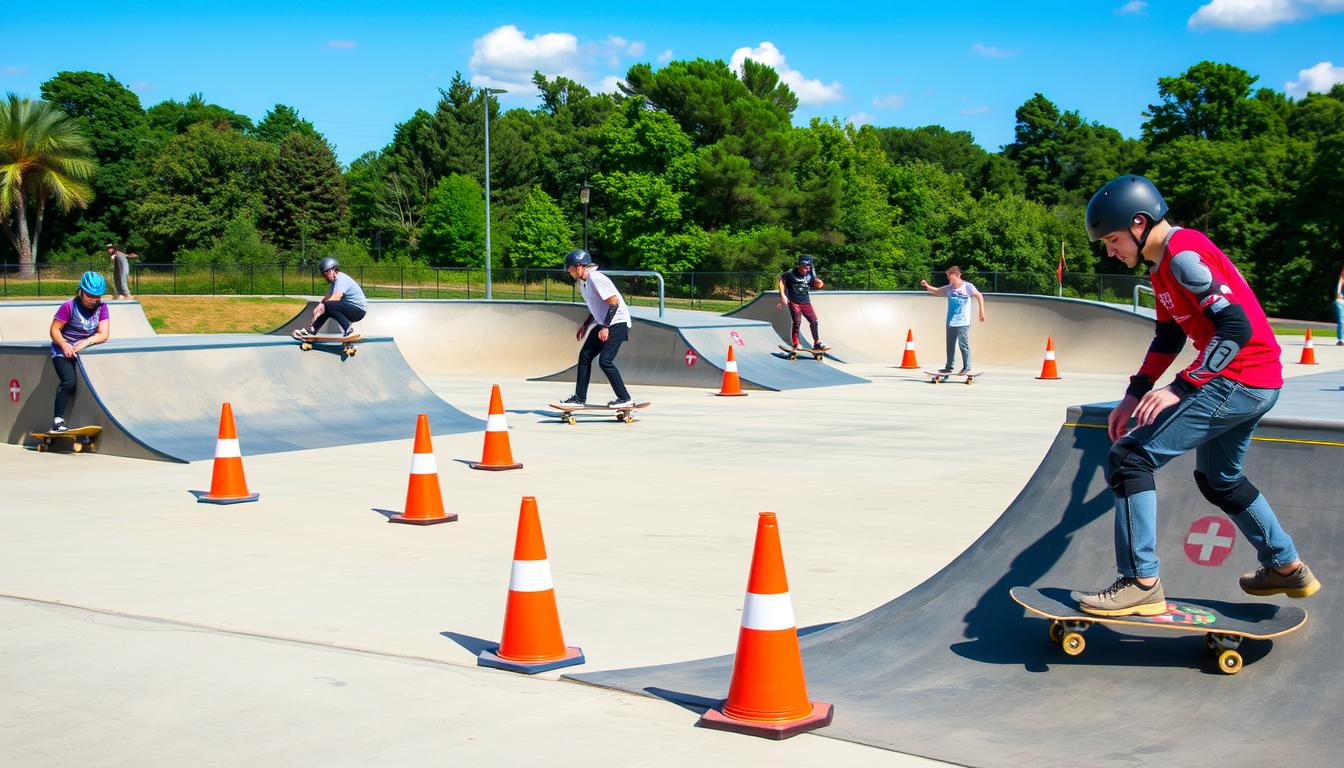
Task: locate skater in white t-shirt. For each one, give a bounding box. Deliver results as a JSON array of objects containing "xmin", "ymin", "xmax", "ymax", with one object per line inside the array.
[{"xmin": 560, "ymin": 249, "xmax": 635, "ymax": 408}]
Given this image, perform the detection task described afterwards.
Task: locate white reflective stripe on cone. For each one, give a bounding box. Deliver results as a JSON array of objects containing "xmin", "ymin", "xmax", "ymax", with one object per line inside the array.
[
  {"xmin": 508, "ymin": 559, "xmax": 555, "ymax": 592},
  {"xmin": 409, "ymin": 452, "xmax": 438, "ymax": 475},
  {"xmin": 485, "ymin": 413, "xmax": 509, "ymax": 432},
  {"xmin": 906, "ymin": 342, "xmax": 917, "ymax": 349},
  {"xmin": 214, "ymin": 438, "xmax": 242, "ymax": 459},
  {"xmin": 740, "ymin": 591, "xmax": 797, "ymax": 631},
  {"xmin": 1044, "ymin": 351, "xmax": 1056, "ymax": 360},
  {"xmin": 726, "ymin": 360, "xmax": 739, "ymax": 372}
]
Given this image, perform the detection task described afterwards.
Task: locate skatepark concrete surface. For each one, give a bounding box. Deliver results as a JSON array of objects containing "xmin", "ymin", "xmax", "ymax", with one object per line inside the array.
[{"xmin": 3, "ymin": 297, "xmax": 1342, "ymax": 767}]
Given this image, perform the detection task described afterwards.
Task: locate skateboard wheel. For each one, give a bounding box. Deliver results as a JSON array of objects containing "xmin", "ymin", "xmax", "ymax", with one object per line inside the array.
[
  {"xmin": 72, "ymin": 442, "xmax": 83, "ymax": 453},
  {"xmin": 1217, "ymin": 649, "xmax": 1243, "ymax": 674},
  {"xmin": 1061, "ymin": 632, "xmax": 1086, "ymax": 656},
  {"xmin": 1048, "ymin": 622, "xmax": 1065, "ymax": 644},
  {"xmin": 37, "ymin": 443, "xmax": 48, "ymax": 453},
  {"xmin": 301, "ymin": 342, "xmax": 313, "ymax": 351},
  {"xmin": 87, "ymin": 443, "xmax": 97, "ymax": 454}
]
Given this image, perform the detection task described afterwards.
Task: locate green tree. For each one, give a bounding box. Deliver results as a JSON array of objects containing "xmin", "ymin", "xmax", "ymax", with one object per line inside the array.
[
  {"xmin": 507, "ymin": 186, "xmax": 573, "ymax": 268},
  {"xmin": 259, "ymin": 130, "xmax": 349, "ymax": 253},
  {"xmin": 177, "ymin": 214, "xmax": 277, "ymax": 266},
  {"xmin": 1142, "ymin": 61, "xmax": 1259, "ymax": 145},
  {"xmin": 250, "ymin": 104, "xmax": 320, "ymax": 144},
  {"xmin": 39, "ymin": 71, "xmax": 149, "ymax": 253},
  {"xmin": 132, "ymin": 122, "xmax": 274, "ymax": 256},
  {"xmin": 145, "ymin": 93, "xmax": 252, "ymax": 138},
  {"xmin": 0, "ymin": 95, "xmax": 96, "ymax": 275},
  {"xmin": 419, "ymin": 173, "xmax": 485, "ymax": 266}
]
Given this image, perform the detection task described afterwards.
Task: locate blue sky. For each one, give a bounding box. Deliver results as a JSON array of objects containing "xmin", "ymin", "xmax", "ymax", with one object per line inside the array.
[{"xmin": 7, "ymin": 1, "xmax": 1344, "ymax": 165}]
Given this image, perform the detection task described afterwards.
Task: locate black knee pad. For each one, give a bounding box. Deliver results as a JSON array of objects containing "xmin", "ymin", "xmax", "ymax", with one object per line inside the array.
[
  {"xmin": 1193, "ymin": 471, "xmax": 1260, "ymax": 515},
  {"xmin": 1107, "ymin": 441, "xmax": 1157, "ymax": 499}
]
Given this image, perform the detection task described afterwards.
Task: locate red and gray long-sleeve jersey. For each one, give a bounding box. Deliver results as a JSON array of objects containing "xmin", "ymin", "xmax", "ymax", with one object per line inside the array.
[{"xmin": 1129, "ymin": 227, "xmax": 1282, "ymax": 398}]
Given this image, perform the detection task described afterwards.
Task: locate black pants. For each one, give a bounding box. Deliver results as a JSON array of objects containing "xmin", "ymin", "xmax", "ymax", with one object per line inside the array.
[
  {"xmin": 316, "ymin": 298, "xmax": 366, "ymax": 334},
  {"xmin": 575, "ymin": 323, "xmax": 631, "ymax": 401},
  {"xmin": 52, "ymin": 355, "xmax": 78, "ymax": 420}
]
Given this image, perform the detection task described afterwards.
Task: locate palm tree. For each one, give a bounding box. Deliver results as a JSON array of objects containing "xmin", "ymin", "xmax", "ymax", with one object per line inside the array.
[{"xmin": 0, "ymin": 94, "xmax": 96, "ymax": 277}]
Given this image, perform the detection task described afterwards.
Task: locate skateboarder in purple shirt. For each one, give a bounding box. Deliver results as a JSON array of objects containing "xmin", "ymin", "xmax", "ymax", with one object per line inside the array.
[{"xmin": 47, "ymin": 272, "xmax": 111, "ymax": 433}]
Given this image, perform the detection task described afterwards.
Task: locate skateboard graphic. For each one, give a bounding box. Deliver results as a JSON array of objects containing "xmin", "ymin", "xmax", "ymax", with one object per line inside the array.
[
  {"xmin": 294, "ymin": 333, "xmax": 362, "ymax": 356},
  {"xmin": 925, "ymin": 370, "xmax": 983, "ymax": 384},
  {"xmin": 29, "ymin": 425, "xmax": 103, "ymax": 454},
  {"xmin": 778, "ymin": 344, "xmax": 830, "ymax": 361},
  {"xmin": 548, "ymin": 401, "xmax": 651, "ymax": 425},
  {"xmin": 1010, "ymin": 586, "xmax": 1307, "ymax": 674}
]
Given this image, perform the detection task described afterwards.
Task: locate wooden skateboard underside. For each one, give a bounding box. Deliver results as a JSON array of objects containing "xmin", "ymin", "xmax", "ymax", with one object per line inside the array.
[
  {"xmin": 778, "ymin": 344, "xmax": 829, "ymax": 360},
  {"xmin": 297, "ymin": 334, "xmax": 362, "ymax": 354},
  {"xmin": 1010, "ymin": 586, "xmax": 1307, "ymax": 674},
  {"xmin": 548, "ymin": 402, "xmax": 650, "ymax": 425},
  {"xmin": 29, "ymin": 425, "xmax": 103, "ymax": 453}
]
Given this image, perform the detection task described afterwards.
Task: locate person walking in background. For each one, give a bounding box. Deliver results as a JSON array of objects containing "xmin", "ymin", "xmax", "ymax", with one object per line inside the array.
[
  {"xmin": 1334, "ymin": 264, "xmax": 1343, "ymax": 345},
  {"xmin": 776, "ymin": 254, "xmax": 826, "ymax": 350},
  {"xmin": 920, "ymin": 266, "xmax": 986, "ymax": 374},
  {"xmin": 105, "ymin": 243, "xmax": 134, "ymax": 300},
  {"xmin": 48, "ymin": 272, "xmax": 111, "ymax": 433}
]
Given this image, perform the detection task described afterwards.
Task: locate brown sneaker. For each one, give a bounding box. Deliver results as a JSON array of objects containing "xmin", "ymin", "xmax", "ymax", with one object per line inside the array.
[
  {"xmin": 1076, "ymin": 577, "xmax": 1167, "ymax": 617},
  {"xmin": 1239, "ymin": 563, "xmax": 1320, "ymax": 598}
]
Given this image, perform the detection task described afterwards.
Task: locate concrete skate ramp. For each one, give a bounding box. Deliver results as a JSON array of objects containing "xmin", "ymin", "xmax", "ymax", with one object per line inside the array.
[
  {"xmin": 572, "ymin": 372, "xmax": 1343, "ymax": 767},
  {"xmin": 0, "ymin": 300, "xmax": 156, "ymax": 341},
  {"xmin": 0, "ymin": 335, "xmax": 481, "ymax": 462},
  {"xmin": 270, "ymin": 299, "xmax": 588, "ymax": 378},
  {"xmin": 273, "ymin": 300, "xmax": 867, "ymax": 390},
  {"xmin": 730, "ymin": 291, "xmax": 1200, "ymax": 374},
  {"xmin": 534, "ymin": 306, "xmax": 868, "ymax": 391}
]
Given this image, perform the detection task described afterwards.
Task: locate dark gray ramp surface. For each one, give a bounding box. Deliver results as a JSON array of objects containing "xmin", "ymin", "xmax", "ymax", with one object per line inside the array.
[
  {"xmin": 534, "ymin": 306, "xmax": 868, "ymax": 391},
  {"xmin": 571, "ymin": 372, "xmax": 1344, "ymax": 768},
  {"xmin": 0, "ymin": 335, "xmax": 481, "ymax": 462}
]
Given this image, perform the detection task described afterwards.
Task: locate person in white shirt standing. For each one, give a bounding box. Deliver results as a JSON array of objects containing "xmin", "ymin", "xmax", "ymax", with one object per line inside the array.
[{"xmin": 561, "ymin": 249, "xmax": 634, "ymax": 408}]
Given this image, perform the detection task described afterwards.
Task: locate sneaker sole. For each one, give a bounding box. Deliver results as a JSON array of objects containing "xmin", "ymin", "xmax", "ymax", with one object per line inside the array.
[
  {"xmin": 1241, "ymin": 581, "xmax": 1320, "ymax": 598},
  {"xmin": 1078, "ymin": 601, "xmax": 1168, "ymax": 617}
]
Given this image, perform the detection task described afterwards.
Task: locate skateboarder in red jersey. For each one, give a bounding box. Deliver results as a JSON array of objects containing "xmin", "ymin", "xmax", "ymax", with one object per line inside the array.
[{"xmin": 1073, "ymin": 174, "xmax": 1320, "ymax": 617}]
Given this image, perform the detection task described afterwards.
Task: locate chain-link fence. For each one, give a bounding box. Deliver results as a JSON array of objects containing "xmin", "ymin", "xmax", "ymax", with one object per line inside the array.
[{"xmin": 1, "ymin": 262, "xmax": 1153, "ymax": 312}]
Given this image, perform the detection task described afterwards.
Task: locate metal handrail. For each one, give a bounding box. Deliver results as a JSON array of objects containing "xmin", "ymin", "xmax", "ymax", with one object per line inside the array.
[
  {"xmin": 601, "ymin": 270, "xmax": 665, "ymax": 317},
  {"xmin": 1133, "ymin": 283, "xmax": 1154, "ymax": 312}
]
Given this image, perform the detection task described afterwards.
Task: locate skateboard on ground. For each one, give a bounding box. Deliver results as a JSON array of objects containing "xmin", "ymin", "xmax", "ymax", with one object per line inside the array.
[
  {"xmin": 294, "ymin": 333, "xmax": 362, "ymax": 356},
  {"xmin": 29, "ymin": 425, "xmax": 103, "ymax": 454},
  {"xmin": 778, "ymin": 344, "xmax": 830, "ymax": 361},
  {"xmin": 925, "ymin": 369, "xmax": 983, "ymax": 384},
  {"xmin": 1010, "ymin": 586, "xmax": 1307, "ymax": 674},
  {"xmin": 548, "ymin": 401, "xmax": 651, "ymax": 425}
]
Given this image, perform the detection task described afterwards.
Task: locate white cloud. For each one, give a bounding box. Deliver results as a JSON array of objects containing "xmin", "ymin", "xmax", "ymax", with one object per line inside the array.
[
  {"xmin": 326, "ymin": 40, "xmax": 357, "ymax": 50},
  {"xmin": 1188, "ymin": 0, "xmax": 1344, "ymax": 31},
  {"xmin": 657, "ymin": 49, "xmax": 674, "ymax": 63},
  {"xmin": 729, "ymin": 41, "xmax": 844, "ymax": 105},
  {"xmin": 970, "ymin": 42, "xmax": 1020, "ymax": 58},
  {"xmin": 1115, "ymin": 0, "xmax": 1148, "ymax": 14},
  {"xmin": 1287, "ymin": 60, "xmax": 1344, "ymax": 96},
  {"xmin": 961, "ymin": 106, "xmax": 993, "ymax": 115},
  {"xmin": 2, "ymin": 66, "xmax": 27, "ymax": 76},
  {"xmin": 873, "ymin": 93, "xmax": 906, "ymax": 109},
  {"xmin": 599, "ymin": 75, "xmax": 626, "ymax": 94},
  {"xmin": 847, "ymin": 112, "xmax": 875, "ymax": 127},
  {"xmin": 470, "ymin": 25, "xmax": 647, "ymax": 95}
]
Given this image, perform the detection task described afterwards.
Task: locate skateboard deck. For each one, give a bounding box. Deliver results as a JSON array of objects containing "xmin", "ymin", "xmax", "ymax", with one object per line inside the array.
[
  {"xmin": 778, "ymin": 344, "xmax": 830, "ymax": 361},
  {"xmin": 295, "ymin": 333, "xmax": 362, "ymax": 355},
  {"xmin": 29, "ymin": 425, "xmax": 103, "ymax": 453},
  {"xmin": 548, "ymin": 401, "xmax": 651, "ymax": 425},
  {"xmin": 925, "ymin": 369, "xmax": 983, "ymax": 384},
  {"xmin": 1010, "ymin": 586, "xmax": 1307, "ymax": 674}
]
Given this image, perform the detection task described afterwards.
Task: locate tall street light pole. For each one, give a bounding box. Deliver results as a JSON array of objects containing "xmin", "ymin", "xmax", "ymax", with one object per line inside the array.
[
  {"xmin": 579, "ymin": 179, "xmax": 591, "ymax": 252},
  {"xmin": 482, "ymin": 86, "xmax": 508, "ymax": 299}
]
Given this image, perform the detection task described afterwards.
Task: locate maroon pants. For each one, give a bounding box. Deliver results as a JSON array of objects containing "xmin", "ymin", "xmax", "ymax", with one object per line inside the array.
[{"xmin": 788, "ymin": 302, "xmax": 820, "ymax": 347}]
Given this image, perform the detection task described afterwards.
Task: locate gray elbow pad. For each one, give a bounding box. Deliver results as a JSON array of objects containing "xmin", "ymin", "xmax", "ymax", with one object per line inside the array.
[{"xmin": 1201, "ymin": 336, "xmax": 1241, "ymax": 374}]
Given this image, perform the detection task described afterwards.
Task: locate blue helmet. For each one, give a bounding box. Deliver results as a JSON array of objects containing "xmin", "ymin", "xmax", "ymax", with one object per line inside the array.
[
  {"xmin": 797, "ymin": 254, "xmax": 815, "ymax": 268},
  {"xmin": 564, "ymin": 249, "xmax": 592, "ymax": 268},
  {"xmin": 79, "ymin": 271, "xmax": 106, "ymax": 297}
]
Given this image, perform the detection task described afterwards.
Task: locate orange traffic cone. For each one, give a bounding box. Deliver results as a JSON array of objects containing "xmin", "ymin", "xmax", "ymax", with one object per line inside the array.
[
  {"xmin": 1299, "ymin": 329, "xmax": 1319, "ymax": 365},
  {"xmin": 899, "ymin": 329, "xmax": 919, "ymax": 369},
  {"xmin": 387, "ymin": 414, "xmax": 457, "ymax": 525},
  {"xmin": 470, "ymin": 384, "xmax": 523, "ymax": 471},
  {"xmin": 715, "ymin": 345, "xmax": 748, "ymax": 396},
  {"xmin": 194, "ymin": 402, "xmax": 259, "ymax": 504},
  {"xmin": 699, "ymin": 512, "xmax": 833, "ymax": 740},
  {"xmin": 1036, "ymin": 337, "xmax": 1061, "ymax": 380},
  {"xmin": 478, "ymin": 496, "xmax": 584, "ymax": 674}
]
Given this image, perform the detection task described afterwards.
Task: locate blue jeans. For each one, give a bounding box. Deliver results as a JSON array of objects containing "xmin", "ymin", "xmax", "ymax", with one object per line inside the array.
[
  {"xmin": 1334, "ymin": 299, "xmax": 1342, "ymax": 343},
  {"xmin": 1110, "ymin": 377, "xmax": 1299, "ymax": 579},
  {"xmin": 945, "ymin": 325, "xmax": 971, "ymax": 371}
]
